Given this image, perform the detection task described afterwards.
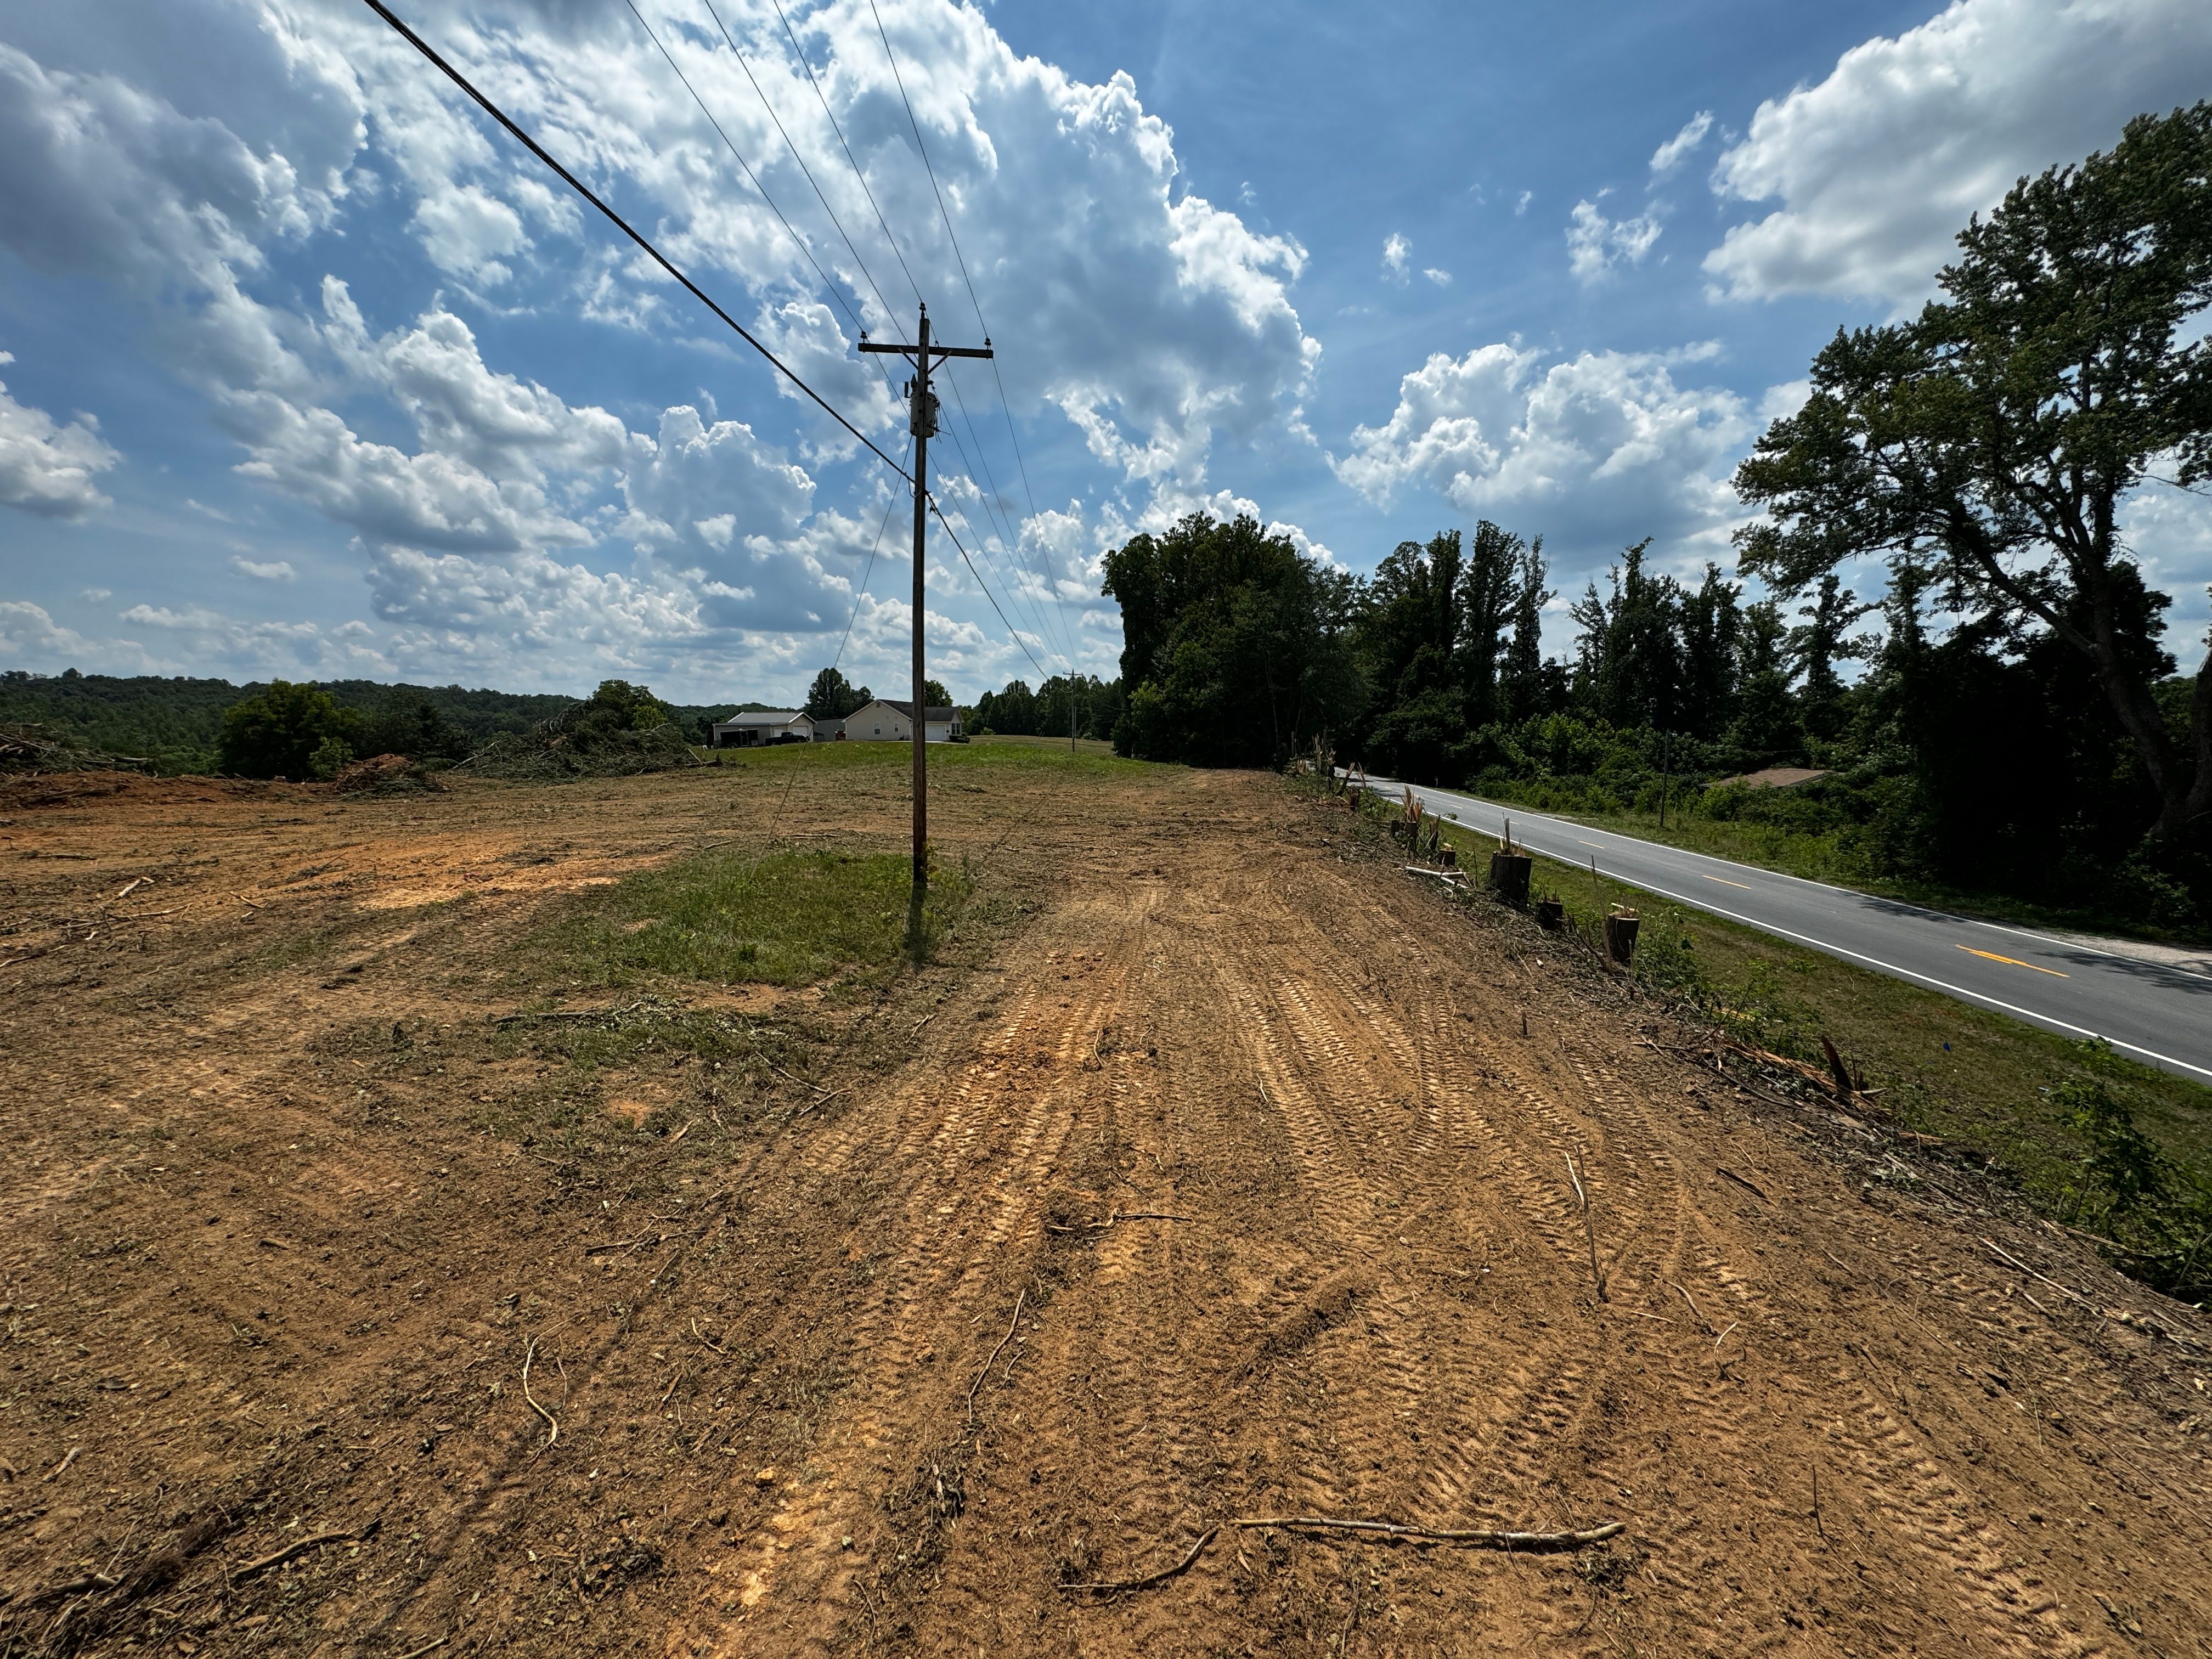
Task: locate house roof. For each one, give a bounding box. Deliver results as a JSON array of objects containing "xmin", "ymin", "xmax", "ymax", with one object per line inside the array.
[
  {"xmin": 713, "ymin": 709, "xmax": 808, "ymax": 729},
  {"xmin": 873, "ymin": 699, "xmax": 959, "ymax": 722},
  {"xmin": 1707, "ymin": 766, "xmax": 1831, "ymax": 791}
]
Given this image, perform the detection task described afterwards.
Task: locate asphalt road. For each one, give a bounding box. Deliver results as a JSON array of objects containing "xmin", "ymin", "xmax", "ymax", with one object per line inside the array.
[{"xmin": 1363, "ymin": 777, "xmax": 2212, "ymax": 1084}]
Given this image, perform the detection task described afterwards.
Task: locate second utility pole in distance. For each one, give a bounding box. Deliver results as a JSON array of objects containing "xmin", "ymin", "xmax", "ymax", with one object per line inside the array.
[{"xmin": 859, "ymin": 303, "xmax": 992, "ymax": 944}]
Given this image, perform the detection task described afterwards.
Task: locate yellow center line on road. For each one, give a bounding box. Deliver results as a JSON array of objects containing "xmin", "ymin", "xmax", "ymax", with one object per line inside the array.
[
  {"xmin": 1955, "ymin": 945, "xmax": 2068, "ymax": 978},
  {"xmin": 1579, "ymin": 839, "xmax": 1603, "ymax": 848},
  {"xmin": 1702, "ymin": 874, "xmax": 1754, "ymax": 890}
]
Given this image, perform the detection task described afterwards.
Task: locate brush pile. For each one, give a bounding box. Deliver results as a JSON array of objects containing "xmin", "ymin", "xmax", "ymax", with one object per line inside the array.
[
  {"xmin": 329, "ymin": 752, "xmax": 451, "ymax": 795},
  {"xmin": 457, "ymin": 707, "xmax": 701, "ymax": 781},
  {"xmin": 0, "ymin": 722, "xmax": 151, "ymax": 775}
]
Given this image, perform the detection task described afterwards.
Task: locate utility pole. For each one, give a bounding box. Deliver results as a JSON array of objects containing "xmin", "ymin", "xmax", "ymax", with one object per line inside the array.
[{"xmin": 859, "ymin": 304, "xmax": 992, "ymax": 944}]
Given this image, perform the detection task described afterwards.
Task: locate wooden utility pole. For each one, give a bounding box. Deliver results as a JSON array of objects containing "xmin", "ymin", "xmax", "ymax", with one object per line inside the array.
[{"xmin": 860, "ymin": 305, "xmax": 992, "ymax": 941}]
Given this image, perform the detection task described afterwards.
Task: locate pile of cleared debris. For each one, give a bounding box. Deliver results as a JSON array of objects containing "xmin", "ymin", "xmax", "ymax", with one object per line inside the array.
[
  {"xmin": 454, "ymin": 708, "xmax": 701, "ymax": 781},
  {"xmin": 0, "ymin": 722, "xmax": 151, "ymax": 775},
  {"xmin": 328, "ymin": 752, "xmax": 452, "ymax": 795}
]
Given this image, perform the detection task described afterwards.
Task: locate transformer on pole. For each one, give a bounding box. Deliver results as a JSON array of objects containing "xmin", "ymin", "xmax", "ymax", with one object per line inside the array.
[{"xmin": 859, "ymin": 304, "xmax": 994, "ymax": 945}]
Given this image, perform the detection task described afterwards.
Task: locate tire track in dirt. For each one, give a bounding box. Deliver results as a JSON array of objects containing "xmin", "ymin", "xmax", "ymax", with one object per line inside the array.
[
  {"xmin": 20, "ymin": 768, "xmax": 2212, "ymax": 1659},
  {"xmin": 691, "ymin": 903, "xmax": 1151, "ymax": 1656}
]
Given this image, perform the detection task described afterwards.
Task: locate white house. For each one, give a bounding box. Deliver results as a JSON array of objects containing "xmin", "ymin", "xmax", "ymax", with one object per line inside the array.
[
  {"xmin": 709, "ymin": 709, "xmax": 817, "ymax": 748},
  {"xmin": 845, "ymin": 699, "xmax": 963, "ymax": 743}
]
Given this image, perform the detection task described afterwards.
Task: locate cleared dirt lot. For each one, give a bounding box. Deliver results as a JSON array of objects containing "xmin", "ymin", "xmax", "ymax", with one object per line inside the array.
[{"xmin": 2, "ymin": 754, "xmax": 2209, "ymax": 1657}]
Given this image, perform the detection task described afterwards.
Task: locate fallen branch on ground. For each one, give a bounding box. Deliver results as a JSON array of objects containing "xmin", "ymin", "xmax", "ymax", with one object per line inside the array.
[
  {"xmin": 1231, "ymin": 1516, "xmax": 1624, "ymax": 1551},
  {"xmin": 233, "ymin": 1527, "xmax": 360, "ymax": 1582},
  {"xmin": 966, "ymin": 1288, "xmax": 1026, "ymax": 1423},
  {"xmin": 788, "ymin": 1086, "xmax": 847, "ymax": 1119},
  {"xmin": 521, "ymin": 1338, "xmax": 559, "ymax": 1450},
  {"xmin": 15, "ymin": 1571, "xmax": 117, "ymax": 1606},
  {"xmin": 1716, "ymin": 1166, "xmax": 1769, "ymax": 1204},
  {"xmin": 1061, "ymin": 1528, "xmax": 1217, "ymax": 1594},
  {"xmin": 1043, "ymin": 1209, "xmax": 1196, "ymax": 1233},
  {"xmin": 1565, "ymin": 1154, "xmax": 1607, "ymax": 1301}
]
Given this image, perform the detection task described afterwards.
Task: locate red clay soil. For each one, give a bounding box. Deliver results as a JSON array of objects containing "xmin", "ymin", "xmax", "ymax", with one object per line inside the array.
[{"xmin": 1, "ymin": 760, "xmax": 2208, "ymax": 1658}]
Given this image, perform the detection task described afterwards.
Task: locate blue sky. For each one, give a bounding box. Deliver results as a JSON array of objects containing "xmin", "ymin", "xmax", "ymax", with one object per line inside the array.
[{"xmin": 3, "ymin": 0, "xmax": 2209, "ymax": 703}]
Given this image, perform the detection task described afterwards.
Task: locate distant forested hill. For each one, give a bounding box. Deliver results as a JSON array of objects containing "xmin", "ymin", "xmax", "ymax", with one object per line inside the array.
[{"xmin": 0, "ymin": 670, "xmax": 757, "ymax": 772}]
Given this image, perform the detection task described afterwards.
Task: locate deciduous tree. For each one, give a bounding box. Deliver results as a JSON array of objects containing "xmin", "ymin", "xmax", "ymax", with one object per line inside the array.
[{"xmin": 1736, "ymin": 103, "xmax": 2212, "ymax": 849}]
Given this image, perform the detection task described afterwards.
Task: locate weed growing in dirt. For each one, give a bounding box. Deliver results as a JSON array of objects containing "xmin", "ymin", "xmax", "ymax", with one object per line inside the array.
[
  {"xmin": 503, "ymin": 1000, "xmax": 820, "ymax": 1086},
  {"xmin": 475, "ymin": 1000, "xmax": 839, "ymax": 1147},
  {"xmin": 532, "ymin": 845, "xmax": 971, "ymax": 990},
  {"xmin": 2050, "ymin": 1040, "xmax": 2212, "ymax": 1297}
]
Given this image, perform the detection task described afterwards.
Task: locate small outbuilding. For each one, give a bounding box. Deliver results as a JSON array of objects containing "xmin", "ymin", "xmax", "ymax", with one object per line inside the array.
[{"xmin": 709, "ymin": 709, "xmax": 817, "ymax": 748}]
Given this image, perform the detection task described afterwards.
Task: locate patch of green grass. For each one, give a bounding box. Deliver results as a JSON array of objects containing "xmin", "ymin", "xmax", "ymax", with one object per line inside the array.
[
  {"xmin": 702, "ymin": 736, "xmax": 1160, "ymax": 785},
  {"xmin": 970, "ymin": 733, "xmax": 1119, "ymax": 758},
  {"xmin": 243, "ymin": 926, "xmax": 343, "ymax": 971},
  {"xmin": 536, "ymin": 844, "xmax": 970, "ymax": 989}
]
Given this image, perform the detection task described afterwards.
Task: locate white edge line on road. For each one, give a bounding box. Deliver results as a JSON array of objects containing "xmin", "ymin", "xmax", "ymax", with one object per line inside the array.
[
  {"xmin": 1398, "ymin": 783, "xmax": 2194, "ymax": 982},
  {"xmin": 1351, "ymin": 774, "xmax": 2212, "ymax": 1047},
  {"xmin": 1398, "ymin": 780, "xmax": 2208, "ymax": 988},
  {"xmin": 1556, "ymin": 861, "xmax": 2212, "ymax": 1083}
]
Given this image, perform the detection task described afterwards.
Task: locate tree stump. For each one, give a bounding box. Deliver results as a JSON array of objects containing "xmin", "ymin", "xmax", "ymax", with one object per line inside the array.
[
  {"xmin": 1489, "ymin": 851, "xmax": 1532, "ymax": 904},
  {"xmin": 1534, "ymin": 896, "xmax": 1564, "ymax": 930},
  {"xmin": 1604, "ymin": 907, "xmax": 1640, "ymax": 964}
]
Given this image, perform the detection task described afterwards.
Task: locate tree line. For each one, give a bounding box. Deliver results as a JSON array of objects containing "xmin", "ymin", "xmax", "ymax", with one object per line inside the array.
[
  {"xmin": 0, "ymin": 670, "xmax": 761, "ymax": 778},
  {"xmin": 1101, "ymin": 104, "xmax": 2212, "ymax": 929}
]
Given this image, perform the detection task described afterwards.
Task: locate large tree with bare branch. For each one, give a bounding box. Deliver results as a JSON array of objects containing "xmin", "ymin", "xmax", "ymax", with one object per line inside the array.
[{"xmin": 1735, "ymin": 103, "xmax": 2212, "ymax": 852}]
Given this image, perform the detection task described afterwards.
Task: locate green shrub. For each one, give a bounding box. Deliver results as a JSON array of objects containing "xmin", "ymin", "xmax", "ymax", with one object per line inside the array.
[
  {"xmin": 216, "ymin": 681, "xmax": 363, "ymax": 780},
  {"xmin": 308, "ymin": 735, "xmax": 354, "ymax": 780}
]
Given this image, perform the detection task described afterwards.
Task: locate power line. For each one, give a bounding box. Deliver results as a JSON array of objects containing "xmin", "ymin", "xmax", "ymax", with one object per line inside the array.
[
  {"xmin": 363, "ymin": 0, "xmax": 1051, "ymax": 698},
  {"xmin": 831, "ymin": 447, "xmax": 909, "ymax": 679},
  {"xmin": 621, "ymin": 0, "xmax": 871, "ymax": 345},
  {"xmin": 358, "ymin": 0, "xmax": 907, "ymax": 483},
  {"xmin": 696, "ymin": 0, "xmax": 896, "ymax": 331},
  {"xmin": 925, "ymin": 384, "xmax": 1065, "ymax": 661},
  {"xmin": 610, "ymin": 4, "xmax": 1052, "ymax": 686},
  {"xmin": 699, "ymin": 4, "xmax": 1053, "ymax": 668},
  {"xmin": 680, "ymin": 0, "xmax": 1051, "ymax": 661},
  {"xmin": 929, "ymin": 494, "xmax": 1053, "ymax": 685},
  {"xmin": 761, "ymin": 449, "xmax": 905, "ymax": 832},
  {"xmin": 866, "ymin": 1, "xmax": 983, "ymax": 347},
  {"xmin": 865, "ymin": 0, "xmax": 1077, "ymax": 672},
  {"xmin": 635, "ymin": 0, "xmax": 1057, "ymax": 662},
  {"xmin": 770, "ymin": 0, "xmax": 926, "ymax": 307},
  {"xmin": 765, "ymin": 0, "xmax": 1053, "ymax": 657}
]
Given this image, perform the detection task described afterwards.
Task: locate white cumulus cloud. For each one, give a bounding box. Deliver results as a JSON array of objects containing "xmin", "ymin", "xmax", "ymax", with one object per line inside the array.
[
  {"xmin": 1704, "ymin": 0, "xmax": 2212, "ymax": 307},
  {"xmin": 1381, "ymin": 233, "xmax": 1411, "ymax": 284},
  {"xmin": 230, "ymin": 555, "xmax": 296, "ymax": 579},
  {"xmin": 1650, "ymin": 110, "xmax": 1714, "ymax": 178},
  {"xmin": 1332, "ymin": 341, "xmax": 1755, "ymax": 563},
  {"xmin": 1566, "ymin": 199, "xmax": 1662, "ymax": 284},
  {"xmin": 0, "ymin": 355, "xmax": 119, "ymax": 518},
  {"xmin": 0, "ymin": 0, "xmax": 1324, "ymax": 694}
]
